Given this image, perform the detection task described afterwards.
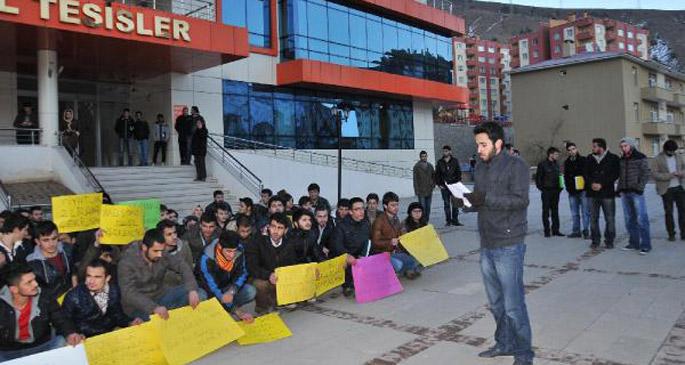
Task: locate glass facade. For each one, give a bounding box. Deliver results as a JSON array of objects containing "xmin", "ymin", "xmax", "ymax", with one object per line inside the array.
[
  {"xmin": 223, "ymin": 80, "xmax": 414, "ymax": 149},
  {"xmin": 278, "ymin": 0, "xmax": 454, "ymax": 84},
  {"xmin": 222, "ymin": 0, "xmax": 271, "ymax": 47}
]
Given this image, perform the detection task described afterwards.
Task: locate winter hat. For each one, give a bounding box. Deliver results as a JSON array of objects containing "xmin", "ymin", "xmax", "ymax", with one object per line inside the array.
[{"xmin": 620, "ymin": 137, "xmax": 638, "ymax": 150}]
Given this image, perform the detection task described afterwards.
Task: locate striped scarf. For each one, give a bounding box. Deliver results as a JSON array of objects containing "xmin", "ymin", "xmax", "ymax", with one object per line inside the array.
[{"xmin": 214, "ymin": 244, "xmax": 235, "ymax": 272}]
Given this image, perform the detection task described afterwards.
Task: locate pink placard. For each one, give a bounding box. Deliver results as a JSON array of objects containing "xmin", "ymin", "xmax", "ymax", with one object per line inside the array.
[{"xmin": 352, "ymin": 253, "xmax": 403, "ymax": 304}]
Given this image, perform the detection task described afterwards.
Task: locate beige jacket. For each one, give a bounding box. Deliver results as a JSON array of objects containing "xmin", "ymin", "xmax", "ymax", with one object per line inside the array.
[{"xmin": 653, "ymin": 152, "xmax": 685, "ymax": 195}]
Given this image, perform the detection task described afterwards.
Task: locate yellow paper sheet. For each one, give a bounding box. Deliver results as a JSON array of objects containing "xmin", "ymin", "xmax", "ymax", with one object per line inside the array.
[
  {"xmin": 57, "ymin": 292, "xmax": 66, "ymax": 306},
  {"xmin": 100, "ymin": 205, "xmax": 145, "ymax": 245},
  {"xmin": 237, "ymin": 313, "xmax": 292, "ymax": 345},
  {"xmin": 575, "ymin": 176, "xmax": 585, "ymax": 190},
  {"xmin": 275, "ymin": 263, "xmax": 317, "ymax": 305},
  {"xmin": 152, "ymin": 299, "xmax": 245, "ymax": 365},
  {"xmin": 85, "ymin": 321, "xmax": 167, "ymax": 365},
  {"xmin": 51, "ymin": 193, "xmax": 102, "ymax": 233},
  {"xmin": 315, "ymin": 254, "xmax": 347, "ymax": 297},
  {"xmin": 398, "ymin": 224, "xmax": 449, "ymax": 267}
]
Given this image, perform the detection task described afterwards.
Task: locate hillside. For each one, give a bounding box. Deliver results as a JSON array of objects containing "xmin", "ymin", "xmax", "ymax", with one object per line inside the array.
[{"xmin": 452, "ymin": 0, "xmax": 685, "ymax": 70}]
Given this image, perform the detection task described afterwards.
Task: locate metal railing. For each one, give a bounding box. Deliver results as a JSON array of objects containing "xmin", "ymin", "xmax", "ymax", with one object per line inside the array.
[
  {"xmin": 211, "ymin": 133, "xmax": 413, "ymax": 179},
  {"xmin": 61, "ymin": 143, "xmax": 107, "ymax": 195},
  {"xmin": 0, "ymin": 180, "xmax": 11, "ymax": 210},
  {"xmin": 113, "ymin": 0, "xmax": 216, "ymax": 21},
  {"xmin": 425, "ymin": 0, "xmax": 459, "ymax": 16},
  {"xmin": 0, "ymin": 128, "xmax": 42, "ymax": 145},
  {"xmin": 207, "ymin": 134, "xmax": 264, "ymax": 197}
]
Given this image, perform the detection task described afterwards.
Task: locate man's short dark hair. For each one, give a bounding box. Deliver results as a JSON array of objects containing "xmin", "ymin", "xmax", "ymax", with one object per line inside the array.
[
  {"xmin": 664, "ymin": 140, "xmax": 679, "ymax": 152},
  {"xmin": 269, "ymin": 212, "xmax": 290, "ymax": 227},
  {"xmin": 307, "ymin": 183, "xmax": 320, "ymax": 193},
  {"xmin": 123, "ymin": 108, "xmax": 130, "ymax": 113},
  {"xmin": 281, "ymin": 193, "xmax": 293, "ymax": 203},
  {"xmin": 473, "ymin": 122, "xmax": 505, "ymax": 145},
  {"xmin": 0, "ymin": 210, "xmax": 11, "ymax": 221},
  {"xmin": 547, "ymin": 147, "xmax": 560, "ymax": 156},
  {"xmin": 592, "ymin": 138, "xmax": 607, "ymax": 150},
  {"xmin": 419, "ymin": 150, "xmax": 427, "ymax": 156},
  {"xmin": 213, "ymin": 190, "xmax": 224, "ymax": 198},
  {"xmin": 3, "ymin": 262, "xmax": 33, "ymax": 287},
  {"xmin": 268, "ymin": 196, "xmax": 284, "ymax": 208},
  {"xmin": 261, "ymin": 188, "xmax": 273, "ymax": 196},
  {"xmin": 34, "ymin": 221, "xmax": 58, "ymax": 239},
  {"xmin": 216, "ymin": 203, "xmax": 231, "ymax": 213},
  {"xmin": 200, "ymin": 213, "xmax": 216, "ymax": 224},
  {"xmin": 167, "ymin": 209, "xmax": 178, "ymax": 218},
  {"xmin": 156, "ymin": 219, "xmax": 176, "ymax": 231},
  {"xmin": 219, "ymin": 230, "xmax": 240, "ymax": 249},
  {"xmin": 135, "ymin": 111, "xmax": 142, "ymax": 116},
  {"xmin": 504, "ymin": 143, "xmax": 514, "ymax": 151},
  {"xmin": 191, "ymin": 106, "xmax": 200, "ymax": 113},
  {"xmin": 314, "ymin": 205, "xmax": 329, "ymax": 214},
  {"xmin": 160, "ymin": 204, "xmax": 168, "ymax": 213},
  {"xmin": 292, "ymin": 209, "xmax": 314, "ymax": 224},
  {"xmin": 239, "ymin": 197, "xmax": 253, "ymax": 209},
  {"xmin": 366, "ymin": 193, "xmax": 379, "ymax": 203},
  {"xmin": 337, "ymin": 198, "xmax": 351, "ymax": 209},
  {"xmin": 0, "ymin": 213, "xmax": 29, "ymax": 234},
  {"xmin": 142, "ymin": 228, "xmax": 165, "ymax": 248},
  {"xmin": 382, "ymin": 192, "xmax": 399, "ymax": 206},
  {"xmin": 442, "ymin": 145, "xmax": 451, "ymax": 151},
  {"xmin": 157, "ymin": 113, "xmax": 164, "ymax": 119},
  {"xmin": 349, "ymin": 197, "xmax": 364, "ymax": 207},
  {"xmin": 298, "ymin": 196, "xmax": 311, "ymax": 206},
  {"xmin": 87, "ymin": 259, "xmax": 111, "ymax": 277},
  {"xmin": 236, "ymin": 215, "xmax": 253, "ymax": 229},
  {"xmin": 29, "ymin": 206, "xmax": 42, "ymax": 214},
  {"xmin": 565, "ymin": 142, "xmax": 577, "ymax": 150}
]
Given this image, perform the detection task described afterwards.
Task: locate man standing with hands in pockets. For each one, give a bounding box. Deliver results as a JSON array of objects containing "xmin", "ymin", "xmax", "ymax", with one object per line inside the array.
[{"xmin": 462, "ymin": 122, "xmax": 534, "ymax": 365}]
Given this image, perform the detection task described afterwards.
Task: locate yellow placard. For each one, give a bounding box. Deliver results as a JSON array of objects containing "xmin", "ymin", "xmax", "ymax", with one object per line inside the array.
[
  {"xmin": 398, "ymin": 224, "xmax": 449, "ymax": 267},
  {"xmin": 85, "ymin": 321, "xmax": 167, "ymax": 365},
  {"xmin": 57, "ymin": 292, "xmax": 66, "ymax": 306},
  {"xmin": 575, "ymin": 176, "xmax": 585, "ymax": 190},
  {"xmin": 315, "ymin": 254, "xmax": 347, "ymax": 297},
  {"xmin": 51, "ymin": 193, "xmax": 102, "ymax": 233},
  {"xmin": 275, "ymin": 263, "xmax": 317, "ymax": 305},
  {"xmin": 151, "ymin": 299, "xmax": 245, "ymax": 365},
  {"xmin": 237, "ymin": 313, "xmax": 292, "ymax": 345},
  {"xmin": 100, "ymin": 205, "xmax": 145, "ymax": 245}
]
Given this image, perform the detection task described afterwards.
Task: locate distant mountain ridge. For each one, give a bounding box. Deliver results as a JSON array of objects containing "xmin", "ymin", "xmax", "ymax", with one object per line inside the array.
[{"xmin": 452, "ymin": 0, "xmax": 685, "ymax": 71}]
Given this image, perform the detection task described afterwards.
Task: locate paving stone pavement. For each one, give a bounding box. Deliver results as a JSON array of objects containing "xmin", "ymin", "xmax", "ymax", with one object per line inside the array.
[{"xmin": 195, "ymin": 184, "xmax": 685, "ymax": 365}]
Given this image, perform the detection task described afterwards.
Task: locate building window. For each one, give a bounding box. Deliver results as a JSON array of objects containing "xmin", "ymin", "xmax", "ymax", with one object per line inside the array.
[
  {"xmin": 458, "ymin": 76, "xmax": 465, "ymax": 84},
  {"xmin": 478, "ymin": 56, "xmax": 486, "ymax": 62},
  {"xmin": 491, "ymin": 67, "xmax": 496, "ymax": 74},
  {"xmin": 488, "ymin": 47, "xmax": 495, "ymax": 53},
  {"xmin": 533, "ymin": 38, "xmax": 539, "ymax": 45},
  {"xmin": 223, "ymin": 0, "xmax": 272, "ymax": 47},
  {"xmin": 479, "ymin": 76, "xmax": 487, "ymax": 84},
  {"xmin": 223, "ymin": 80, "xmax": 414, "ymax": 149},
  {"xmin": 633, "ymin": 102, "xmax": 639, "ymax": 121},
  {"xmin": 488, "ymin": 58, "xmax": 495, "ymax": 64},
  {"xmin": 564, "ymin": 27, "xmax": 574, "ymax": 39},
  {"xmin": 458, "ymin": 66, "xmax": 464, "ymax": 72},
  {"xmin": 618, "ymin": 29, "xmax": 624, "ymax": 37},
  {"xmin": 648, "ymin": 73, "xmax": 657, "ymax": 87},
  {"xmin": 554, "ymin": 45, "xmax": 561, "ymax": 53},
  {"xmin": 480, "ymin": 66, "xmax": 486, "ymax": 74},
  {"xmin": 533, "ymin": 50, "xmax": 539, "ymax": 58},
  {"xmin": 522, "ymin": 53, "xmax": 529, "ymax": 60},
  {"xmin": 628, "ymin": 31, "xmax": 634, "ymax": 39},
  {"xmin": 279, "ymin": 0, "xmax": 453, "ymax": 83},
  {"xmin": 553, "ymin": 33, "xmax": 560, "ymax": 41},
  {"xmin": 632, "ymin": 66, "xmax": 638, "ymax": 86},
  {"xmin": 457, "ymin": 55, "xmax": 463, "ymax": 61},
  {"xmin": 627, "ymin": 44, "xmax": 634, "ymax": 52},
  {"xmin": 619, "ymin": 42, "xmax": 625, "ymax": 50},
  {"xmin": 478, "ymin": 45, "xmax": 485, "ymax": 52},
  {"xmin": 666, "ymin": 78, "xmax": 673, "ymax": 90},
  {"xmin": 490, "ymin": 77, "xmax": 497, "ymax": 85}
]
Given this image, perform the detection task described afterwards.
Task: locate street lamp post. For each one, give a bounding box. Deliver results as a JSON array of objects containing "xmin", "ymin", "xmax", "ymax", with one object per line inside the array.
[{"xmin": 332, "ymin": 102, "xmax": 351, "ymax": 202}]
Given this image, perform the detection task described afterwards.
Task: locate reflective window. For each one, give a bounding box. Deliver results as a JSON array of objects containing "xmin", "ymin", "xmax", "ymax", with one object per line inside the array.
[
  {"xmin": 223, "ymin": 80, "xmax": 414, "ymax": 149},
  {"xmin": 279, "ymin": 0, "xmax": 453, "ymax": 84},
  {"xmin": 222, "ymin": 0, "xmax": 271, "ymax": 47}
]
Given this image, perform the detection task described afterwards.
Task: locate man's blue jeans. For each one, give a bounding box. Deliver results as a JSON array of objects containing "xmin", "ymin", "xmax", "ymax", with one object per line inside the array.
[
  {"xmin": 480, "ymin": 243, "xmax": 534, "ymax": 362},
  {"xmin": 390, "ymin": 252, "xmax": 420, "ymax": 275},
  {"xmin": 138, "ymin": 139, "xmax": 149, "ymax": 166},
  {"xmin": 569, "ymin": 192, "xmax": 590, "ymax": 235},
  {"xmin": 417, "ymin": 195, "xmax": 433, "ymax": 221},
  {"xmin": 226, "ymin": 284, "xmax": 257, "ymax": 310},
  {"xmin": 0, "ymin": 335, "xmax": 65, "ymax": 361},
  {"xmin": 621, "ymin": 192, "xmax": 651, "ymax": 251},
  {"xmin": 135, "ymin": 286, "xmax": 208, "ymax": 321}
]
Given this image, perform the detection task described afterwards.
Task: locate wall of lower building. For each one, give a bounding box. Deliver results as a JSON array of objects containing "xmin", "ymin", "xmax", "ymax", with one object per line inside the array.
[{"xmin": 511, "ymin": 59, "xmax": 628, "ymax": 165}]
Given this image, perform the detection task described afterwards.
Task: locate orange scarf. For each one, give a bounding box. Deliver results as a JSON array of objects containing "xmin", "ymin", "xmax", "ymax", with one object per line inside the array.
[{"xmin": 214, "ymin": 244, "xmax": 235, "ymax": 272}]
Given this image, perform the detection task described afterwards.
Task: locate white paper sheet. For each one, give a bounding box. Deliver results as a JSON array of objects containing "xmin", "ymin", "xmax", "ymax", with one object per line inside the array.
[
  {"xmin": 2, "ymin": 343, "xmax": 88, "ymax": 365},
  {"xmin": 446, "ymin": 182, "xmax": 472, "ymax": 208}
]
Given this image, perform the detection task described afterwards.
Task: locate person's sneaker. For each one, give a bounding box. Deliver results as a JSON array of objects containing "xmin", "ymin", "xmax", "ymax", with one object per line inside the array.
[
  {"xmin": 553, "ymin": 232, "xmax": 565, "ymax": 237},
  {"xmin": 343, "ymin": 287, "xmax": 354, "ymax": 298},
  {"xmin": 451, "ymin": 220, "xmax": 464, "ymax": 227},
  {"xmin": 544, "ymin": 232, "xmax": 551, "ymax": 238},
  {"xmin": 590, "ymin": 243, "xmax": 600, "ymax": 249},
  {"xmin": 621, "ymin": 245, "xmax": 638, "ymax": 251},
  {"xmin": 478, "ymin": 347, "xmax": 512, "ymax": 358},
  {"xmin": 582, "ymin": 231, "xmax": 590, "ymax": 239},
  {"xmin": 639, "ymin": 249, "xmax": 650, "ymax": 255},
  {"xmin": 605, "ymin": 243, "xmax": 614, "ymax": 249},
  {"xmin": 445, "ymin": 221, "xmax": 451, "ymax": 227},
  {"xmin": 567, "ymin": 232, "xmax": 582, "ymax": 238},
  {"xmin": 668, "ymin": 235, "xmax": 676, "ymax": 242}
]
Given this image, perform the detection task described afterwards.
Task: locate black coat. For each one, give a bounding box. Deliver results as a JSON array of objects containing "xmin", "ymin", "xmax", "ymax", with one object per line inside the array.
[
  {"xmin": 287, "ymin": 229, "xmax": 326, "ymax": 264},
  {"xmin": 26, "ymin": 247, "xmax": 74, "ymax": 300},
  {"xmin": 175, "ymin": 115, "xmax": 194, "ymax": 138},
  {"xmin": 563, "ymin": 155, "xmax": 587, "ymax": 195},
  {"xmin": 114, "ymin": 116, "xmax": 135, "ymax": 139},
  {"xmin": 535, "ymin": 159, "xmax": 561, "ymax": 191},
  {"xmin": 61, "ymin": 283, "xmax": 132, "ymax": 337},
  {"xmin": 133, "ymin": 120, "xmax": 150, "ymax": 140},
  {"xmin": 0, "ymin": 287, "xmax": 76, "ymax": 351},
  {"xmin": 435, "ymin": 157, "xmax": 462, "ymax": 187},
  {"xmin": 245, "ymin": 236, "xmax": 298, "ymax": 281},
  {"xmin": 331, "ymin": 216, "xmax": 371, "ymax": 258},
  {"xmin": 312, "ymin": 221, "xmax": 335, "ymax": 256},
  {"xmin": 584, "ymin": 152, "xmax": 620, "ymax": 199},
  {"xmin": 191, "ymin": 127, "xmax": 208, "ymax": 156}
]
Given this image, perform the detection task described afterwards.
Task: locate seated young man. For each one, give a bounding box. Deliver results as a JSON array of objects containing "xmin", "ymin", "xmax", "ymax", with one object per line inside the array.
[
  {"xmin": 331, "ymin": 197, "xmax": 371, "ymax": 297},
  {"xmin": 235, "ymin": 215, "xmax": 257, "ymax": 245},
  {"xmin": 0, "ymin": 263, "xmax": 83, "ymax": 361},
  {"xmin": 258, "ymin": 196, "xmax": 289, "ymax": 235},
  {"xmin": 0, "ymin": 213, "xmax": 32, "ymax": 269},
  {"xmin": 215, "ymin": 203, "xmax": 233, "ymax": 232},
  {"xmin": 197, "ymin": 231, "xmax": 255, "ymax": 322},
  {"xmin": 63, "ymin": 259, "xmax": 143, "ymax": 337},
  {"xmin": 372, "ymin": 192, "xmax": 421, "ymax": 279},
  {"xmin": 246, "ymin": 213, "xmax": 298, "ymax": 314},
  {"xmin": 288, "ymin": 209, "xmax": 326, "ymax": 264},
  {"xmin": 313, "ymin": 206, "xmax": 335, "ymax": 258},
  {"xmin": 365, "ymin": 193, "xmax": 383, "ymax": 226},
  {"xmin": 182, "ymin": 213, "xmax": 220, "ymax": 263},
  {"xmin": 118, "ymin": 229, "xmax": 206, "ymax": 321},
  {"xmin": 26, "ymin": 221, "xmax": 77, "ymax": 299},
  {"xmin": 334, "ymin": 198, "xmax": 351, "ymax": 225},
  {"xmin": 157, "ymin": 220, "xmax": 194, "ymax": 287}
]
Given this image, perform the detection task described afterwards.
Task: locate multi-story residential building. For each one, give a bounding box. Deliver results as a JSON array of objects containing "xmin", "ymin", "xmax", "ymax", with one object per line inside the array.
[
  {"xmin": 511, "ymin": 15, "xmax": 649, "ymax": 70},
  {"xmin": 511, "ymin": 52, "xmax": 685, "ymax": 164}
]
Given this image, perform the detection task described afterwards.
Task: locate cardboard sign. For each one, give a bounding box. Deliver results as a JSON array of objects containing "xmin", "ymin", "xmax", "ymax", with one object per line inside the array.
[
  {"xmin": 315, "ymin": 254, "xmax": 347, "ymax": 296},
  {"xmin": 399, "ymin": 225, "xmax": 449, "ymax": 267},
  {"xmin": 352, "ymin": 253, "xmax": 403, "ymax": 304},
  {"xmin": 51, "ymin": 193, "xmax": 102, "ymax": 233},
  {"xmin": 275, "ymin": 263, "xmax": 317, "ymax": 305},
  {"xmin": 85, "ymin": 322, "xmax": 167, "ymax": 365},
  {"xmin": 100, "ymin": 205, "xmax": 145, "ymax": 245},
  {"xmin": 237, "ymin": 313, "xmax": 292, "ymax": 345},
  {"xmin": 118, "ymin": 198, "xmax": 161, "ymax": 229}
]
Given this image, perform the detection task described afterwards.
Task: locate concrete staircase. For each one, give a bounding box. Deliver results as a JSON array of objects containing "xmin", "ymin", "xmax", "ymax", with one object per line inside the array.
[{"xmin": 91, "ymin": 166, "xmax": 236, "ymax": 217}]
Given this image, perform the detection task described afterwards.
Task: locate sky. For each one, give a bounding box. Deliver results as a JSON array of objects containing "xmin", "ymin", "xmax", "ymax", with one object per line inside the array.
[{"xmin": 476, "ymin": 0, "xmax": 685, "ymax": 10}]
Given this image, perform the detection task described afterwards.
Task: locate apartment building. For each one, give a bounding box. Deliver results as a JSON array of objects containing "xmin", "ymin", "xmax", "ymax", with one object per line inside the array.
[
  {"xmin": 511, "ymin": 24, "xmax": 551, "ymax": 68},
  {"xmin": 511, "ymin": 52, "xmax": 685, "ymax": 164}
]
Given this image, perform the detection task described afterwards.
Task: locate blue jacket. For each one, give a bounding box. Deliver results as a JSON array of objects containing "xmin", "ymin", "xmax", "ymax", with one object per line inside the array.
[
  {"xmin": 61, "ymin": 283, "xmax": 132, "ymax": 337},
  {"xmin": 195, "ymin": 241, "xmax": 248, "ymax": 309}
]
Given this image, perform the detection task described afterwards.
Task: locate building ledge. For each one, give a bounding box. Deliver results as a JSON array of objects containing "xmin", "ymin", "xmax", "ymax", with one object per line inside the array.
[{"xmin": 347, "ymin": 0, "xmax": 465, "ymax": 36}]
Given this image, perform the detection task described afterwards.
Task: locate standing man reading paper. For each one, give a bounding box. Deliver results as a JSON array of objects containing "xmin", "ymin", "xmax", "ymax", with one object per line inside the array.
[{"xmin": 464, "ymin": 122, "xmax": 534, "ymax": 365}]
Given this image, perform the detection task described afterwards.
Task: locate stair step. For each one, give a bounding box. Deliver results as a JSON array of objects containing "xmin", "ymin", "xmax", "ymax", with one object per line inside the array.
[
  {"xmin": 91, "ymin": 166, "xmax": 195, "ymax": 175},
  {"xmin": 104, "ymin": 182, "xmax": 223, "ymax": 195},
  {"xmin": 95, "ymin": 171, "xmax": 197, "ymax": 181},
  {"xmin": 100, "ymin": 178, "xmax": 219, "ymax": 189}
]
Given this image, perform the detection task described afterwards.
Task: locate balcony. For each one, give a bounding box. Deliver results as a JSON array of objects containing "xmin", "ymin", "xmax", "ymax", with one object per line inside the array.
[
  {"xmin": 642, "ymin": 86, "xmax": 675, "ymax": 104},
  {"xmin": 675, "ymin": 94, "xmax": 685, "ymax": 107},
  {"xmin": 642, "ymin": 121, "xmax": 682, "ymax": 135},
  {"xmin": 113, "ymin": 0, "xmax": 216, "ymax": 21},
  {"xmin": 577, "ymin": 30, "xmax": 594, "ymax": 41},
  {"xmin": 466, "ymin": 59, "xmax": 478, "ymax": 67},
  {"xmin": 511, "ymin": 47, "xmax": 519, "ymax": 56},
  {"xmin": 575, "ymin": 17, "xmax": 594, "ymax": 28},
  {"xmin": 604, "ymin": 19, "xmax": 617, "ymax": 29},
  {"xmin": 467, "ymin": 80, "xmax": 478, "ymax": 89},
  {"xmin": 467, "ymin": 69, "xmax": 479, "ymax": 77},
  {"xmin": 606, "ymin": 31, "xmax": 617, "ymax": 42}
]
